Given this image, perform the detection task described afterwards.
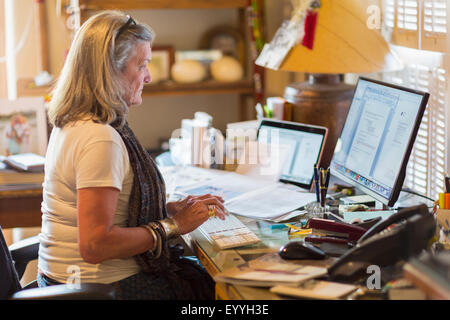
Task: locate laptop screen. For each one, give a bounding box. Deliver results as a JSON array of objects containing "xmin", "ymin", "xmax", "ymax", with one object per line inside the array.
[{"xmin": 257, "ymin": 119, "xmax": 328, "ymax": 190}]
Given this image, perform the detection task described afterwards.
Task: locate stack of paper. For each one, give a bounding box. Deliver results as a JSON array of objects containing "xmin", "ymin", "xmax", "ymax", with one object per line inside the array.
[{"xmin": 213, "ymin": 253, "xmax": 327, "ymax": 287}]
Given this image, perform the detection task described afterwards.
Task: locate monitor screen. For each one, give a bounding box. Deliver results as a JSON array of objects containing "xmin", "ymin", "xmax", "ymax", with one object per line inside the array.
[
  {"xmin": 258, "ymin": 119, "xmax": 327, "ymax": 190},
  {"xmin": 330, "ymin": 77, "xmax": 429, "ymax": 207}
]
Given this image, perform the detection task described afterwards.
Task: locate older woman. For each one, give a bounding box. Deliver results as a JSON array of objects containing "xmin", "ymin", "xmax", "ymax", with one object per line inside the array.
[{"xmin": 38, "ymin": 11, "xmax": 225, "ymax": 300}]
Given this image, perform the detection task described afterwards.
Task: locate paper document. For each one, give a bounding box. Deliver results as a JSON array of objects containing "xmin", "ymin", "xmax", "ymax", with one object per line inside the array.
[
  {"xmin": 343, "ymin": 210, "xmax": 397, "ymax": 223},
  {"xmin": 214, "ymin": 253, "xmax": 327, "ymax": 287},
  {"xmin": 271, "ymin": 280, "xmax": 358, "ymax": 299},
  {"xmin": 225, "ymin": 184, "xmax": 316, "ymax": 220},
  {"xmin": 159, "ymin": 165, "xmax": 227, "ymax": 200},
  {"xmin": 178, "ymin": 171, "xmax": 316, "ymax": 220},
  {"xmin": 178, "ymin": 172, "xmax": 263, "ymax": 202}
]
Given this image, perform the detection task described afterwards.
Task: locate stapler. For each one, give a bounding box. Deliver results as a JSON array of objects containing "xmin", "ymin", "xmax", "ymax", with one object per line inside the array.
[
  {"xmin": 306, "ymin": 218, "xmax": 367, "ymax": 243},
  {"xmin": 305, "ymin": 218, "xmax": 368, "ymax": 257}
]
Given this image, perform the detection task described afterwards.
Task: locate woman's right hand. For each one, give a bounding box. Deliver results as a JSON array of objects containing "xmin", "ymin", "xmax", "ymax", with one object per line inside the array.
[{"xmin": 172, "ymin": 195, "xmax": 227, "ymax": 235}]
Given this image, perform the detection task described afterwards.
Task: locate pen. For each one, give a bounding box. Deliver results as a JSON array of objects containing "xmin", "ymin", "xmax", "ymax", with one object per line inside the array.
[
  {"xmin": 324, "ymin": 167, "xmax": 330, "ymax": 198},
  {"xmin": 313, "ymin": 163, "xmax": 320, "ymax": 203},
  {"xmin": 319, "ymin": 168, "xmax": 326, "ymax": 207}
]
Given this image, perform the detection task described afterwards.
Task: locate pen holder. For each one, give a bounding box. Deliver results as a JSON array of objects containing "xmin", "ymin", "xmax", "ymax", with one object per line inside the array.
[{"xmin": 304, "ymin": 202, "xmax": 330, "ymax": 219}]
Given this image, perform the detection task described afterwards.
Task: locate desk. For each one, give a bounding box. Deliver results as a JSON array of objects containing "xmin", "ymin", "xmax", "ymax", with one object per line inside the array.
[
  {"xmin": 183, "ymin": 215, "xmax": 336, "ymax": 300},
  {"xmin": 0, "ymin": 184, "xmax": 43, "ymax": 228},
  {"xmin": 180, "ymin": 191, "xmax": 436, "ymax": 300}
]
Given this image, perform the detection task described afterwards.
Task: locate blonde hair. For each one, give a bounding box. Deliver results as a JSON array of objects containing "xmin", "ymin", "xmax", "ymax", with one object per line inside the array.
[{"xmin": 48, "ymin": 11, "xmax": 155, "ymax": 128}]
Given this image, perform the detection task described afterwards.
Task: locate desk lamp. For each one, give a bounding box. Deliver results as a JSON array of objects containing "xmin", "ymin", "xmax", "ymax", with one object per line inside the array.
[{"xmin": 257, "ymin": 0, "xmax": 402, "ymax": 167}]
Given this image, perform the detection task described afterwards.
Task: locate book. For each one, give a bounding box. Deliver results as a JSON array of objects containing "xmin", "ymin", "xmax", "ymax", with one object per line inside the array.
[
  {"xmin": 270, "ymin": 280, "xmax": 358, "ymax": 300},
  {"xmin": 213, "ymin": 253, "xmax": 327, "ymax": 287},
  {"xmin": 2, "ymin": 153, "xmax": 45, "ymax": 173},
  {"xmin": 0, "ymin": 161, "xmax": 44, "ymax": 185}
]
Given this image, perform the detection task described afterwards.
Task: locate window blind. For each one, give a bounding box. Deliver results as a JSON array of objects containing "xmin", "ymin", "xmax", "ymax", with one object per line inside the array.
[
  {"xmin": 385, "ymin": 0, "xmax": 420, "ymax": 48},
  {"xmin": 382, "ymin": 0, "xmax": 448, "ymax": 201},
  {"xmin": 422, "ymin": 0, "xmax": 447, "ymax": 51},
  {"xmin": 384, "ymin": 0, "xmax": 447, "ymax": 52},
  {"xmin": 383, "ymin": 64, "xmax": 447, "ymax": 201},
  {"xmin": 397, "ymin": 0, "xmax": 419, "ymax": 31}
]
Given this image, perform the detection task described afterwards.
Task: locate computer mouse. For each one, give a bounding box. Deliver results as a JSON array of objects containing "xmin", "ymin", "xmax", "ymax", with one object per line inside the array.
[{"xmin": 278, "ymin": 241, "xmax": 326, "ymax": 260}]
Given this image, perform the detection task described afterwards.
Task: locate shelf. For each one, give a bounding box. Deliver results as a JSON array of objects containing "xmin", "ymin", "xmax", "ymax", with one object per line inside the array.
[
  {"xmin": 17, "ymin": 78, "xmax": 254, "ymax": 98},
  {"xmin": 17, "ymin": 78, "xmax": 52, "ymax": 97},
  {"xmin": 143, "ymin": 79, "xmax": 255, "ymax": 97},
  {"xmin": 79, "ymin": 0, "xmax": 249, "ymax": 10}
]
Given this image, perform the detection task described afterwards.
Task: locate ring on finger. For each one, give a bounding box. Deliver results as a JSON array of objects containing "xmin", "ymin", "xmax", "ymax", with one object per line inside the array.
[{"xmin": 208, "ymin": 205, "xmax": 216, "ymax": 217}]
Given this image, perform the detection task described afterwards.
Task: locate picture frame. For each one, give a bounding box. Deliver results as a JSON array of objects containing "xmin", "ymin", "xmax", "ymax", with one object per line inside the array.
[
  {"xmin": 148, "ymin": 45, "xmax": 175, "ymax": 83},
  {"xmin": 0, "ymin": 97, "xmax": 48, "ymax": 157}
]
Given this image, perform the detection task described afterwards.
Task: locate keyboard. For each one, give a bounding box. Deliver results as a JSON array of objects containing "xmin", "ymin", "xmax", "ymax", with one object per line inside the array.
[{"xmin": 198, "ymin": 214, "xmax": 261, "ymax": 249}]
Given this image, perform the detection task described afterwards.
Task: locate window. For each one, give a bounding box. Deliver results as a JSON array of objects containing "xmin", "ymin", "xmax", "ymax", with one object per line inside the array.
[{"xmin": 382, "ymin": 0, "xmax": 448, "ymax": 201}]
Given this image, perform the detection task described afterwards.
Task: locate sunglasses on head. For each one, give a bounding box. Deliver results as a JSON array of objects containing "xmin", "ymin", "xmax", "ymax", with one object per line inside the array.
[{"xmin": 115, "ymin": 15, "xmax": 136, "ymax": 40}]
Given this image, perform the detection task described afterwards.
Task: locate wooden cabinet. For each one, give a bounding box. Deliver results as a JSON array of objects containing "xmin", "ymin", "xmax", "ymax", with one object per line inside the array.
[{"xmin": 77, "ymin": 0, "xmax": 264, "ymax": 120}]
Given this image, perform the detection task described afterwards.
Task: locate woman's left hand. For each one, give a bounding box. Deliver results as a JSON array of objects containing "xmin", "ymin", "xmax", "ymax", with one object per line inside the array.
[{"xmin": 167, "ymin": 194, "xmax": 224, "ymax": 216}]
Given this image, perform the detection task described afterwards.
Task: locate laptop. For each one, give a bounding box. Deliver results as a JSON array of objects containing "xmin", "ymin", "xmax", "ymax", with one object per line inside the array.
[{"xmin": 257, "ymin": 119, "xmax": 328, "ymax": 191}]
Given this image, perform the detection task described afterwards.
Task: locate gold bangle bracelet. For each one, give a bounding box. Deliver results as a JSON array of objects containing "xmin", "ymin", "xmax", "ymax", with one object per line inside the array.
[
  {"xmin": 141, "ymin": 225, "xmax": 158, "ymax": 252},
  {"xmin": 159, "ymin": 217, "xmax": 180, "ymax": 239},
  {"xmin": 147, "ymin": 222, "xmax": 163, "ymax": 259}
]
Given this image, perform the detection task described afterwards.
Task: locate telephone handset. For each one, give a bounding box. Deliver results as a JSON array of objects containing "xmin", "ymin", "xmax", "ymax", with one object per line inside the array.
[
  {"xmin": 328, "ymin": 204, "xmax": 436, "ymax": 282},
  {"xmin": 356, "ymin": 205, "xmax": 430, "ymax": 243}
]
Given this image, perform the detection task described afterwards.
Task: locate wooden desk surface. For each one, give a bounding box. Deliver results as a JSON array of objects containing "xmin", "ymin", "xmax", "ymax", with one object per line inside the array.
[
  {"xmin": 183, "ymin": 215, "xmax": 336, "ymax": 300},
  {"xmin": 0, "ymin": 184, "xmax": 43, "ymax": 228}
]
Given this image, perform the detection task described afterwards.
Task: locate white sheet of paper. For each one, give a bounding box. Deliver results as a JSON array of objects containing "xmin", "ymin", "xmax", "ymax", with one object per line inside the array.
[{"xmin": 226, "ymin": 184, "xmax": 316, "ymax": 220}]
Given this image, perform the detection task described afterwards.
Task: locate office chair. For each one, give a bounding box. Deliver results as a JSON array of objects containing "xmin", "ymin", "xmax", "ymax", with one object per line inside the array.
[{"xmin": 0, "ymin": 226, "xmax": 116, "ymax": 300}]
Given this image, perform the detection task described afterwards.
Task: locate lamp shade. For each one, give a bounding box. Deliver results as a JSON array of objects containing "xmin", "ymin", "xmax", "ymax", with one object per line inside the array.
[{"xmin": 279, "ymin": 0, "xmax": 403, "ymax": 73}]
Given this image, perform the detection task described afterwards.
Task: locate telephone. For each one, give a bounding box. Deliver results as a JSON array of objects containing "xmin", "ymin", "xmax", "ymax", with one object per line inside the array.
[{"xmin": 328, "ymin": 204, "xmax": 436, "ymax": 282}]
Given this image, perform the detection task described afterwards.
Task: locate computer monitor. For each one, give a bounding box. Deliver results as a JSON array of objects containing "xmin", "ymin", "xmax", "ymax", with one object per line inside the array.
[
  {"xmin": 330, "ymin": 77, "xmax": 429, "ymax": 207},
  {"xmin": 257, "ymin": 119, "xmax": 328, "ymax": 190}
]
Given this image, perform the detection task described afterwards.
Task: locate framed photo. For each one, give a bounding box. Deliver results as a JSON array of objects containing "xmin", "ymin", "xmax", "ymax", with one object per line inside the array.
[
  {"xmin": 0, "ymin": 97, "xmax": 48, "ymax": 157},
  {"xmin": 148, "ymin": 45, "xmax": 175, "ymax": 82}
]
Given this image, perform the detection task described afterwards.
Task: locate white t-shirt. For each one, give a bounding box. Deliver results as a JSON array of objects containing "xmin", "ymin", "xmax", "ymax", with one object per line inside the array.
[{"xmin": 38, "ymin": 120, "xmax": 141, "ymax": 284}]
